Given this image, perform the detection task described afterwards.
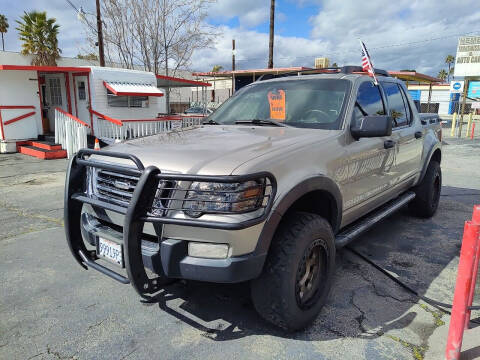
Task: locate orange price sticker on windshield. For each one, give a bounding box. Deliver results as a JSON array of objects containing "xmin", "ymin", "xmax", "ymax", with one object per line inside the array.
[{"xmin": 268, "ymin": 90, "xmax": 286, "ymax": 121}]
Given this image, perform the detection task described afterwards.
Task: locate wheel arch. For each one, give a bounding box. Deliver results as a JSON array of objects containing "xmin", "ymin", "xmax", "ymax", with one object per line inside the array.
[
  {"xmin": 418, "ymin": 144, "xmax": 441, "ymax": 184},
  {"xmin": 254, "ymin": 176, "xmax": 342, "ymax": 256}
]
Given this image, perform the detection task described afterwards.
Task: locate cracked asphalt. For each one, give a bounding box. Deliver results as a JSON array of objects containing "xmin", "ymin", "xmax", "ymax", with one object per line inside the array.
[{"xmin": 0, "ymin": 138, "xmax": 479, "ymax": 360}]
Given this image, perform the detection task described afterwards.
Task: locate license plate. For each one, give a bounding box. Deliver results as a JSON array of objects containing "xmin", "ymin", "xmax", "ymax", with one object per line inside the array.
[{"xmin": 97, "ymin": 237, "xmax": 123, "ymax": 266}]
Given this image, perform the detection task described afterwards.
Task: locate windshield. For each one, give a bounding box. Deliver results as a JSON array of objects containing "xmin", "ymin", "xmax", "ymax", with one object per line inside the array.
[{"xmin": 207, "ymin": 78, "xmax": 350, "ymax": 129}]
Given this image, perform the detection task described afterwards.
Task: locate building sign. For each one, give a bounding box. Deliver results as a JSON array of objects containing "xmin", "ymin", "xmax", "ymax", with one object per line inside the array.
[
  {"xmin": 408, "ymin": 90, "xmax": 421, "ymax": 100},
  {"xmin": 450, "ymin": 80, "xmax": 464, "ymax": 93},
  {"xmin": 467, "ymin": 81, "xmax": 480, "ymax": 99},
  {"xmin": 471, "ymin": 102, "xmax": 480, "ymax": 109},
  {"xmin": 454, "ymin": 36, "xmax": 480, "ymax": 77}
]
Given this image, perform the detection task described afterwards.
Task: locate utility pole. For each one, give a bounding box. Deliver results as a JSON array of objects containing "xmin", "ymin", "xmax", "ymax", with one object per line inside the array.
[
  {"xmin": 268, "ymin": 0, "xmax": 275, "ymax": 68},
  {"xmin": 96, "ymin": 0, "xmax": 105, "ymax": 67},
  {"xmin": 232, "ymin": 39, "xmax": 236, "ymax": 94},
  {"xmin": 458, "ymin": 79, "xmax": 469, "ymax": 138}
]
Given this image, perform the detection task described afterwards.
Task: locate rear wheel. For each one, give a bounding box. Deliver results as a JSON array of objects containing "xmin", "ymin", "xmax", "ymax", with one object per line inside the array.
[
  {"xmin": 409, "ymin": 160, "xmax": 441, "ymax": 218},
  {"xmin": 251, "ymin": 212, "xmax": 336, "ymax": 331}
]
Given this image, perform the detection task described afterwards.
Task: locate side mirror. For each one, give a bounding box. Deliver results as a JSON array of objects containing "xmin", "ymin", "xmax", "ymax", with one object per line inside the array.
[{"xmin": 351, "ymin": 115, "xmax": 393, "ymax": 139}]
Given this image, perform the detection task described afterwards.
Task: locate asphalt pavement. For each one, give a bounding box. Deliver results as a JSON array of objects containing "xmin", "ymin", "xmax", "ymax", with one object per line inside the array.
[{"xmin": 0, "ymin": 138, "xmax": 479, "ymax": 360}]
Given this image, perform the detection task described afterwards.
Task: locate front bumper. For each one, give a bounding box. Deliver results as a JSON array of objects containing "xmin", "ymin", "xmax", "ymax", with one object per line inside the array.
[
  {"xmin": 81, "ymin": 212, "xmax": 266, "ymax": 283},
  {"xmin": 64, "ymin": 149, "xmax": 276, "ymax": 300}
]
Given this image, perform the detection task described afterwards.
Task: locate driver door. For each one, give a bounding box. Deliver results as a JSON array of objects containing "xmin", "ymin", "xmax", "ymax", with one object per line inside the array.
[{"xmin": 339, "ymin": 81, "xmax": 398, "ymax": 223}]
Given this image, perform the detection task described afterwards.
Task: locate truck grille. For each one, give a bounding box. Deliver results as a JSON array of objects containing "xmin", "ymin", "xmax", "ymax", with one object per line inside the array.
[
  {"xmin": 96, "ymin": 170, "xmax": 138, "ymax": 206},
  {"xmin": 94, "ymin": 170, "xmax": 174, "ymax": 212}
]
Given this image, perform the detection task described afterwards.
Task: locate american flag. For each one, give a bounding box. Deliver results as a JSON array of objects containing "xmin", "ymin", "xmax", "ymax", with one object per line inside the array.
[{"xmin": 360, "ymin": 40, "xmax": 378, "ymax": 85}]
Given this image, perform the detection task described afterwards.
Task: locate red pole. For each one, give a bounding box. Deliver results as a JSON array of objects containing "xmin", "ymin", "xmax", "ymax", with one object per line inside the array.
[
  {"xmin": 465, "ymin": 205, "xmax": 480, "ymax": 328},
  {"xmin": 445, "ymin": 214, "xmax": 480, "ymax": 360},
  {"xmin": 471, "ymin": 123, "xmax": 475, "ymax": 140}
]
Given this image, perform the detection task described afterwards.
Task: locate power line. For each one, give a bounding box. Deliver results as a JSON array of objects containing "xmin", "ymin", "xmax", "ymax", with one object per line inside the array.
[
  {"xmin": 64, "ymin": 0, "xmax": 98, "ymax": 34},
  {"xmin": 233, "ymin": 29, "xmax": 480, "ymax": 63}
]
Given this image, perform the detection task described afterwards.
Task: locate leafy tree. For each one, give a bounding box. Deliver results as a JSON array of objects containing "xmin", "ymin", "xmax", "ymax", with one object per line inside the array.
[
  {"xmin": 331, "ymin": 62, "xmax": 338, "ymax": 67},
  {"xmin": 445, "ymin": 54, "xmax": 455, "ymax": 82},
  {"xmin": 0, "ymin": 14, "xmax": 8, "ymax": 51},
  {"xmin": 211, "ymin": 65, "xmax": 223, "ymax": 72},
  {"xmin": 16, "ymin": 11, "xmax": 61, "ymax": 66},
  {"xmin": 437, "ymin": 69, "xmax": 448, "ymax": 81}
]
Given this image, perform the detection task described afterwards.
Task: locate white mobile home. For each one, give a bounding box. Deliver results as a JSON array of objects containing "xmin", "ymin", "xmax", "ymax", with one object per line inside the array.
[{"xmin": 0, "ymin": 64, "xmax": 166, "ymax": 153}]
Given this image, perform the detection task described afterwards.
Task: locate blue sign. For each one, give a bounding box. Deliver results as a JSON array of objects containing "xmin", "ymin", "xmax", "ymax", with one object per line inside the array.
[
  {"xmin": 409, "ymin": 90, "xmax": 421, "ymax": 101},
  {"xmin": 468, "ymin": 81, "xmax": 480, "ymax": 98},
  {"xmin": 453, "ymin": 82, "xmax": 462, "ymax": 90}
]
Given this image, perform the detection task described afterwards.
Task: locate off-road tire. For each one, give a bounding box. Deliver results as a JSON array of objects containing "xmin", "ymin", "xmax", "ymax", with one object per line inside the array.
[
  {"xmin": 251, "ymin": 212, "xmax": 336, "ymax": 331},
  {"xmin": 409, "ymin": 160, "xmax": 441, "ymax": 218}
]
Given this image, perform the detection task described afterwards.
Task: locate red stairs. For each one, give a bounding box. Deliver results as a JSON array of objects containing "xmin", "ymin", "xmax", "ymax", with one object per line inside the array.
[{"xmin": 18, "ymin": 140, "xmax": 67, "ymax": 159}]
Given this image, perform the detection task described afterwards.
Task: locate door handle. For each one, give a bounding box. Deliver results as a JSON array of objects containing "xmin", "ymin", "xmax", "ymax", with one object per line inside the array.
[
  {"xmin": 384, "ymin": 139, "xmax": 396, "ymax": 149},
  {"xmin": 415, "ymin": 131, "xmax": 423, "ymax": 139}
]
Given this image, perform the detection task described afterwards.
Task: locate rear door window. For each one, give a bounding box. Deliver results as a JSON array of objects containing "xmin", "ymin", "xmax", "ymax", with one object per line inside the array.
[
  {"xmin": 382, "ymin": 82, "xmax": 408, "ymax": 128},
  {"xmin": 399, "ymin": 86, "xmax": 412, "ymax": 125},
  {"xmin": 352, "ymin": 81, "xmax": 385, "ymax": 128}
]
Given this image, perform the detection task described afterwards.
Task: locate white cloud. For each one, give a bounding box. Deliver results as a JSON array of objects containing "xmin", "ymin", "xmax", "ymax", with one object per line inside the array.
[
  {"xmin": 193, "ymin": 0, "xmax": 480, "ymax": 76},
  {"xmin": 3, "ymin": 0, "xmax": 478, "ymax": 77},
  {"xmin": 208, "ymin": 0, "xmax": 270, "ymax": 28}
]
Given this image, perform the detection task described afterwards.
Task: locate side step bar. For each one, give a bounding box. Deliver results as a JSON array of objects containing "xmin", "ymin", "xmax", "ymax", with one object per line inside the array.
[{"xmin": 335, "ymin": 191, "xmax": 416, "ymax": 248}]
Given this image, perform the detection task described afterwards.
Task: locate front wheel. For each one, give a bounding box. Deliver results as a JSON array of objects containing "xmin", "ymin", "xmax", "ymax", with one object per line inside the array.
[
  {"xmin": 409, "ymin": 160, "xmax": 441, "ymax": 218},
  {"xmin": 251, "ymin": 212, "xmax": 336, "ymax": 331}
]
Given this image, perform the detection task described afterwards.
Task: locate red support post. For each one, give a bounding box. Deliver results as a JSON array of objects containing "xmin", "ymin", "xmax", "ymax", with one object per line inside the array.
[
  {"xmin": 471, "ymin": 123, "xmax": 476, "ymax": 140},
  {"xmin": 0, "ymin": 110, "xmax": 4, "ymax": 141},
  {"xmin": 466, "ymin": 206, "xmax": 480, "ymax": 326},
  {"xmin": 445, "ymin": 205, "xmax": 480, "ymax": 360}
]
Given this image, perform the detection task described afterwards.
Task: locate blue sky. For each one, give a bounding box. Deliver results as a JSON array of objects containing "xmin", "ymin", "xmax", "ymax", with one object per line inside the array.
[{"xmin": 1, "ymin": 0, "xmax": 479, "ymax": 76}]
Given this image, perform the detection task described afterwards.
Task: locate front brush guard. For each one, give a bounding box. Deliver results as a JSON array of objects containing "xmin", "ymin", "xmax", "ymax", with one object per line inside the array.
[{"xmin": 64, "ymin": 149, "xmax": 276, "ymax": 300}]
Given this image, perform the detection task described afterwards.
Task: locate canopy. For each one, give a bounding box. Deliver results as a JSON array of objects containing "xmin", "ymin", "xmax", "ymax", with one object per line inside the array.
[
  {"xmin": 103, "ymin": 81, "xmax": 164, "ymax": 97},
  {"xmin": 156, "ymin": 74, "xmax": 211, "ymax": 88}
]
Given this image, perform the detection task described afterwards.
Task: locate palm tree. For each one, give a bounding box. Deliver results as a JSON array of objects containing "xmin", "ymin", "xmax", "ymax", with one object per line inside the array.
[
  {"xmin": 0, "ymin": 14, "xmax": 8, "ymax": 51},
  {"xmin": 445, "ymin": 55, "xmax": 455, "ymax": 82},
  {"xmin": 16, "ymin": 11, "xmax": 61, "ymax": 66},
  {"xmin": 267, "ymin": 0, "xmax": 275, "ymax": 68},
  {"xmin": 211, "ymin": 65, "xmax": 223, "ymax": 73},
  {"xmin": 437, "ymin": 69, "xmax": 448, "ymax": 81}
]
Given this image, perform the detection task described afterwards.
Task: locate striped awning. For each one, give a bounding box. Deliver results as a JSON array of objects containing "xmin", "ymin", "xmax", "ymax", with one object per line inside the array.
[{"xmin": 103, "ymin": 81, "xmax": 164, "ymax": 97}]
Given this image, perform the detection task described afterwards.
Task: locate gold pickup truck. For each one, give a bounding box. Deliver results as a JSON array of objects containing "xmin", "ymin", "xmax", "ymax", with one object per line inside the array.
[{"xmin": 64, "ymin": 66, "xmax": 442, "ymax": 331}]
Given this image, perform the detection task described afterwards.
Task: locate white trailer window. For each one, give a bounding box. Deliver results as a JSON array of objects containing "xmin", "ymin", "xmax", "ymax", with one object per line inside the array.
[
  {"xmin": 107, "ymin": 89, "xmax": 148, "ymax": 108},
  {"xmin": 48, "ymin": 78, "xmax": 62, "ymax": 106}
]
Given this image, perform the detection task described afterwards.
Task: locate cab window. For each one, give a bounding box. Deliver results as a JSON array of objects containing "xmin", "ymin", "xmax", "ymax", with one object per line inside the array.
[
  {"xmin": 399, "ymin": 86, "xmax": 412, "ymax": 125},
  {"xmin": 352, "ymin": 81, "xmax": 385, "ymax": 128},
  {"xmin": 383, "ymin": 82, "xmax": 408, "ymax": 128}
]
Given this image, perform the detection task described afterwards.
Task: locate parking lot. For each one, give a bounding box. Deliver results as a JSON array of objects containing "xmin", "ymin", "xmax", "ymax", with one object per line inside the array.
[{"xmin": 1, "ymin": 137, "xmax": 479, "ymax": 360}]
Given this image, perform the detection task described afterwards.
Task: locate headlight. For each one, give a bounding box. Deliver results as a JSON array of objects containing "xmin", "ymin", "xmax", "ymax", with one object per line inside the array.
[{"xmin": 183, "ymin": 180, "xmax": 265, "ymax": 217}]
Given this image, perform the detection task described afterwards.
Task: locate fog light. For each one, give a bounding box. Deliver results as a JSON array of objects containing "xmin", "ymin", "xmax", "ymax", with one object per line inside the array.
[{"xmin": 188, "ymin": 242, "xmax": 229, "ymax": 259}]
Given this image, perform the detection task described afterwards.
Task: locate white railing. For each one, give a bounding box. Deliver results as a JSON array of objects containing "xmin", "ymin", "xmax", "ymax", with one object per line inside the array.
[
  {"xmin": 91, "ymin": 110, "xmax": 205, "ymax": 142},
  {"xmin": 55, "ymin": 108, "xmax": 89, "ymax": 158}
]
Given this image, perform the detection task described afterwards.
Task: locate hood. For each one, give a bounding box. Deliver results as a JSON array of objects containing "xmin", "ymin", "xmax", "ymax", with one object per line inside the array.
[{"xmin": 103, "ymin": 125, "xmax": 337, "ymax": 175}]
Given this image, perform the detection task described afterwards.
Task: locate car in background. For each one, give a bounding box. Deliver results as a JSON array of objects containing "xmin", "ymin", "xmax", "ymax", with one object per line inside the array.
[{"xmin": 184, "ymin": 106, "xmax": 213, "ymax": 115}]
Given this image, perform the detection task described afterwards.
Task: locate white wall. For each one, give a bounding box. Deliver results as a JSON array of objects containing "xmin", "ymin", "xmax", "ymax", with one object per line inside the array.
[
  {"xmin": 420, "ymin": 89, "xmax": 450, "ymax": 114},
  {"xmin": 89, "ymin": 67, "xmax": 166, "ymax": 120},
  {"xmin": 0, "ymin": 70, "xmax": 42, "ymax": 140}
]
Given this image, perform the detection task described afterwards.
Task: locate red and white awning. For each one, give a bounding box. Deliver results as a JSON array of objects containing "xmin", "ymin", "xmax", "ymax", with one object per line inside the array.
[{"xmin": 103, "ymin": 81, "xmax": 164, "ymax": 97}]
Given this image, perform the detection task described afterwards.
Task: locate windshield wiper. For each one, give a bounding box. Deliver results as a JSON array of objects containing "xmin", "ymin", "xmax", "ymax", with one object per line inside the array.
[
  {"xmin": 235, "ymin": 119, "xmax": 288, "ymax": 127},
  {"xmin": 202, "ymin": 119, "xmax": 219, "ymax": 125}
]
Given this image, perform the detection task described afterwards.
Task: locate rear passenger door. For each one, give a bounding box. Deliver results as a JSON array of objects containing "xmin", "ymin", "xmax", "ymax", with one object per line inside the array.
[{"xmin": 381, "ymin": 82, "xmax": 422, "ymax": 185}]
